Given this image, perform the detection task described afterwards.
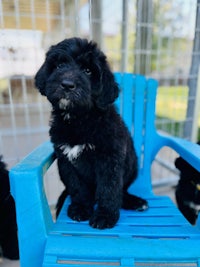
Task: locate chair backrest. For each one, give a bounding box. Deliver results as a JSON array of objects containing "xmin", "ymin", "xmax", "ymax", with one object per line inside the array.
[{"xmin": 114, "ymin": 73, "xmax": 158, "ymax": 196}]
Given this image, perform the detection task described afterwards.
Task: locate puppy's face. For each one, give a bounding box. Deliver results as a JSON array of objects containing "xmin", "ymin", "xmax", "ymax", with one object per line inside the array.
[{"xmin": 35, "ymin": 38, "xmax": 119, "ymax": 111}]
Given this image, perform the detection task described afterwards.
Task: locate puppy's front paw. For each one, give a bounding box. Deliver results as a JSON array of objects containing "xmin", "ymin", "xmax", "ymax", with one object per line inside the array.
[
  {"xmin": 89, "ymin": 208, "xmax": 119, "ymax": 229},
  {"xmin": 68, "ymin": 203, "xmax": 93, "ymax": 222}
]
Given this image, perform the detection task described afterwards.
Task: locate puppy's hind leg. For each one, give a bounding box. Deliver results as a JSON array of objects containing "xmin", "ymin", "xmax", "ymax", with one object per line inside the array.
[{"xmin": 122, "ymin": 191, "xmax": 148, "ymax": 211}]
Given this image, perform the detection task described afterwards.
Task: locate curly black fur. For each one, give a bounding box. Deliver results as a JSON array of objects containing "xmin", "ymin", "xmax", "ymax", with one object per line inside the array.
[
  {"xmin": 35, "ymin": 37, "xmax": 148, "ymax": 229},
  {"xmin": 175, "ymin": 141, "xmax": 200, "ymax": 225},
  {"xmin": 0, "ymin": 157, "xmax": 19, "ymax": 259}
]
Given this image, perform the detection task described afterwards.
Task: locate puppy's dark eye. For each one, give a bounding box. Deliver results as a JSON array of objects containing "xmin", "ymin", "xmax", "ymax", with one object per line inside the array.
[
  {"xmin": 57, "ymin": 63, "xmax": 66, "ymax": 69},
  {"xmin": 84, "ymin": 68, "xmax": 92, "ymax": 75}
]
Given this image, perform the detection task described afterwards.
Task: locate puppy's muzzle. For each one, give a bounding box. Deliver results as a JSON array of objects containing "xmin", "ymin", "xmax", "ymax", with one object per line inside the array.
[{"xmin": 61, "ymin": 79, "xmax": 76, "ymax": 90}]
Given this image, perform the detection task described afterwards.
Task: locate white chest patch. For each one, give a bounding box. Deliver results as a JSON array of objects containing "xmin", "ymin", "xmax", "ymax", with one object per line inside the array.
[
  {"xmin": 60, "ymin": 143, "xmax": 95, "ymax": 162},
  {"xmin": 59, "ymin": 98, "xmax": 70, "ymax": 110}
]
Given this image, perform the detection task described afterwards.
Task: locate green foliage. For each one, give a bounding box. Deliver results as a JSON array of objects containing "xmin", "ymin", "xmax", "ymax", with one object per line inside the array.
[
  {"xmin": 156, "ymin": 85, "xmax": 200, "ymax": 139},
  {"xmin": 156, "ymin": 85, "xmax": 188, "ymax": 121}
]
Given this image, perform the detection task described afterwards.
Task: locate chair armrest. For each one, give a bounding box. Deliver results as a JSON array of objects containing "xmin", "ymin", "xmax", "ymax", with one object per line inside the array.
[
  {"xmin": 156, "ymin": 133, "xmax": 200, "ymax": 172},
  {"xmin": 9, "ymin": 141, "xmax": 55, "ymax": 267}
]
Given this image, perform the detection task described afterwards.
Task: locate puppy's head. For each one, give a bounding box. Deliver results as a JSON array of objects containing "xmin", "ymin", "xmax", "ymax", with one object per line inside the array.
[{"xmin": 35, "ymin": 38, "xmax": 119, "ymax": 111}]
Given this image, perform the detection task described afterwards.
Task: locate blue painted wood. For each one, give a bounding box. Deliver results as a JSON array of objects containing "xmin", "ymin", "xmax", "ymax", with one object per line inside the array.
[
  {"xmin": 9, "ymin": 73, "xmax": 200, "ymax": 267},
  {"xmin": 132, "ymin": 75, "xmax": 146, "ymax": 160},
  {"xmin": 10, "ymin": 141, "xmax": 55, "ymax": 267}
]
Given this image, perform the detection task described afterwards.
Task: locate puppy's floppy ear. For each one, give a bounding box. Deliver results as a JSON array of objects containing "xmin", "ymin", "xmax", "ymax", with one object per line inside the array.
[
  {"xmin": 34, "ymin": 63, "xmax": 47, "ymax": 96},
  {"xmin": 95, "ymin": 69, "xmax": 119, "ymax": 109}
]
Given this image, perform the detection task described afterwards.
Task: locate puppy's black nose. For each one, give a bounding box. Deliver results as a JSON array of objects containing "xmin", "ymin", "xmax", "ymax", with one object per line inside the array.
[{"xmin": 61, "ymin": 79, "xmax": 76, "ymax": 90}]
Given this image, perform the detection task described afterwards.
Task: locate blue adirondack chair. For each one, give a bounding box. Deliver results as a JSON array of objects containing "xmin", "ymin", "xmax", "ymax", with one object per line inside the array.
[{"xmin": 10, "ymin": 73, "xmax": 200, "ymax": 267}]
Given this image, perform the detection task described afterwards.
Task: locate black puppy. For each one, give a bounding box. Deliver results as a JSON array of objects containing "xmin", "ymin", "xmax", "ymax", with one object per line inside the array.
[
  {"xmin": 175, "ymin": 142, "xmax": 200, "ymax": 225},
  {"xmin": 35, "ymin": 37, "xmax": 148, "ymax": 229},
  {"xmin": 0, "ymin": 156, "xmax": 19, "ymax": 259}
]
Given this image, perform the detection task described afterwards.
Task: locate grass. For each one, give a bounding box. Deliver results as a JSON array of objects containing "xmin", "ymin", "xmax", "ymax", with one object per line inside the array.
[
  {"xmin": 156, "ymin": 85, "xmax": 188, "ymax": 121},
  {"xmin": 156, "ymin": 85, "xmax": 200, "ymax": 140}
]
